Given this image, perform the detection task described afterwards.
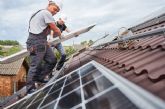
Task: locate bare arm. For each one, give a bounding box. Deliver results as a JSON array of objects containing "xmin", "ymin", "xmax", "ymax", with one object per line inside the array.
[
  {"xmin": 49, "ymin": 30, "xmax": 54, "ymax": 40},
  {"xmin": 48, "ymin": 23, "xmax": 62, "ymax": 39}
]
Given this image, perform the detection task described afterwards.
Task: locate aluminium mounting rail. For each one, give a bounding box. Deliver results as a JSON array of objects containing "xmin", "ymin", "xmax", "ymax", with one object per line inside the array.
[
  {"xmin": 94, "ymin": 26, "xmax": 165, "ymax": 48},
  {"xmin": 0, "ymin": 24, "xmax": 96, "ymax": 64}
]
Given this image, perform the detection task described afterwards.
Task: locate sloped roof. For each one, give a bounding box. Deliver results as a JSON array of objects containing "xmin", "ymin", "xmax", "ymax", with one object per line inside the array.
[
  {"xmin": 0, "ymin": 58, "xmax": 25, "ymax": 75},
  {"xmin": 63, "ymin": 21, "xmax": 165, "ymax": 101},
  {"xmin": 2, "ymin": 10, "xmax": 165, "ymax": 109}
]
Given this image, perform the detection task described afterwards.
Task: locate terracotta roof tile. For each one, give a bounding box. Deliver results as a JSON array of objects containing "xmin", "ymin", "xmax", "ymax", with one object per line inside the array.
[{"xmin": 63, "ymin": 21, "xmax": 165, "ymax": 101}]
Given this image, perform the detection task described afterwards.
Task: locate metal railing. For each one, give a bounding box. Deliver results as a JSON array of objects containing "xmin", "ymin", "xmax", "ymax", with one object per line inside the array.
[
  {"xmin": 94, "ymin": 26, "xmax": 165, "ymax": 48},
  {"xmin": 0, "ymin": 24, "xmax": 95, "ymax": 64}
]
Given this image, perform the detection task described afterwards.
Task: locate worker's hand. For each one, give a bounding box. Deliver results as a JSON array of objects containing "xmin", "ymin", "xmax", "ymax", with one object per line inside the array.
[
  {"xmin": 75, "ymin": 34, "xmax": 79, "ymax": 37},
  {"xmin": 49, "ymin": 23, "xmax": 61, "ymax": 36},
  {"xmin": 59, "ymin": 36, "xmax": 62, "ymax": 39},
  {"xmin": 59, "ymin": 35, "xmax": 65, "ymax": 39},
  {"xmin": 49, "ymin": 36, "xmax": 54, "ymax": 41}
]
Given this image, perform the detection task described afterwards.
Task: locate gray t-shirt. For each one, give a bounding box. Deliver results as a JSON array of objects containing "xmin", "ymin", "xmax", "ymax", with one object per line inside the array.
[{"xmin": 29, "ymin": 10, "xmax": 54, "ymax": 34}]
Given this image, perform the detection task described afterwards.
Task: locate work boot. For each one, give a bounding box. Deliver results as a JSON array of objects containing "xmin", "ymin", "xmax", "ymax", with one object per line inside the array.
[
  {"xmin": 56, "ymin": 62, "xmax": 64, "ymax": 71},
  {"xmin": 26, "ymin": 84, "xmax": 37, "ymax": 94},
  {"xmin": 56, "ymin": 55, "xmax": 66, "ymax": 70},
  {"xmin": 48, "ymin": 73, "xmax": 53, "ymax": 79},
  {"xmin": 27, "ymin": 88, "xmax": 37, "ymax": 94}
]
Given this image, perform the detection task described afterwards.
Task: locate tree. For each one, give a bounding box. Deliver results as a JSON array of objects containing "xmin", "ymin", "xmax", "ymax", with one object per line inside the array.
[
  {"xmin": 0, "ymin": 46, "xmax": 4, "ymax": 56},
  {"xmin": 0, "ymin": 40, "xmax": 19, "ymax": 45},
  {"xmin": 1, "ymin": 46, "xmax": 21, "ymax": 56},
  {"xmin": 80, "ymin": 40, "xmax": 93, "ymax": 46},
  {"xmin": 81, "ymin": 41, "xmax": 88, "ymax": 45},
  {"xmin": 65, "ymin": 46, "xmax": 76, "ymax": 57},
  {"xmin": 52, "ymin": 46, "xmax": 76, "ymax": 60},
  {"xmin": 89, "ymin": 40, "xmax": 94, "ymax": 45},
  {"xmin": 0, "ymin": 50, "xmax": 4, "ymax": 56},
  {"xmin": 55, "ymin": 50, "xmax": 61, "ymax": 60}
]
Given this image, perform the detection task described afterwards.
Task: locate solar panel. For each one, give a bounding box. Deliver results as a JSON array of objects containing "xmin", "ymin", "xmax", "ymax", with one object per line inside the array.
[{"xmin": 6, "ymin": 61, "xmax": 163, "ymax": 109}]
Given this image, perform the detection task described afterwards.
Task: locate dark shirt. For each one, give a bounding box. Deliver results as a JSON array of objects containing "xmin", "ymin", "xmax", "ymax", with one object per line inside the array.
[{"xmin": 56, "ymin": 21, "xmax": 67, "ymax": 33}]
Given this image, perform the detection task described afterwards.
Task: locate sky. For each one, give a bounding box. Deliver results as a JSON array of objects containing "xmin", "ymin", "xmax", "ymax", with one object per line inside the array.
[{"xmin": 0, "ymin": 0, "xmax": 165, "ymax": 46}]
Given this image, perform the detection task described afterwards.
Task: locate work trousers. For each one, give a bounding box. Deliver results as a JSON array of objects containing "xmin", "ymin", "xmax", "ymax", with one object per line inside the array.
[{"xmin": 26, "ymin": 32, "xmax": 56, "ymax": 91}]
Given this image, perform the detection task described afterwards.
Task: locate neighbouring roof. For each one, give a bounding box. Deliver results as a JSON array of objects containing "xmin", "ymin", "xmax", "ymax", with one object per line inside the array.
[{"xmin": 0, "ymin": 58, "xmax": 26, "ymax": 75}]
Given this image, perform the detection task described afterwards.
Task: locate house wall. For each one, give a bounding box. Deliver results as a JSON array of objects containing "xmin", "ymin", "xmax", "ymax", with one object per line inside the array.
[
  {"xmin": 0, "ymin": 65, "xmax": 27, "ymax": 96},
  {"xmin": 15, "ymin": 65, "xmax": 27, "ymax": 90},
  {"xmin": 0, "ymin": 76, "xmax": 12, "ymax": 96}
]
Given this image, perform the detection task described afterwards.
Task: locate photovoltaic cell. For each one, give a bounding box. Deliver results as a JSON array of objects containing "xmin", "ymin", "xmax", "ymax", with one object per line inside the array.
[
  {"xmin": 27, "ymin": 98, "xmax": 43, "ymax": 109},
  {"xmin": 57, "ymin": 89, "xmax": 82, "ymax": 109},
  {"xmin": 66, "ymin": 72, "xmax": 79, "ymax": 85},
  {"xmin": 41, "ymin": 101, "xmax": 57, "ymax": 109},
  {"xmin": 75, "ymin": 107, "xmax": 82, "ymax": 109},
  {"xmin": 40, "ymin": 89, "xmax": 61, "ymax": 107},
  {"xmin": 41, "ymin": 101, "xmax": 56, "ymax": 109},
  {"xmin": 85, "ymin": 88, "xmax": 139, "ymax": 109},
  {"xmin": 33, "ymin": 84, "xmax": 53, "ymax": 102},
  {"xmin": 83, "ymin": 76, "xmax": 113, "ymax": 100},
  {"xmin": 7, "ymin": 99, "xmax": 27, "ymax": 109},
  {"xmin": 80, "ymin": 64, "xmax": 96, "ymax": 76},
  {"xmin": 61, "ymin": 79, "xmax": 80, "ymax": 96},
  {"xmin": 81, "ymin": 69, "xmax": 102, "ymax": 84},
  {"xmin": 17, "ymin": 92, "xmax": 40, "ymax": 109},
  {"xmin": 48, "ymin": 77, "xmax": 66, "ymax": 94}
]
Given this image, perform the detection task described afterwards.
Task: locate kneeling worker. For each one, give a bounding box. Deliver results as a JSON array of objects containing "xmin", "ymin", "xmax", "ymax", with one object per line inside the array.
[{"xmin": 50, "ymin": 15, "xmax": 70, "ymax": 71}]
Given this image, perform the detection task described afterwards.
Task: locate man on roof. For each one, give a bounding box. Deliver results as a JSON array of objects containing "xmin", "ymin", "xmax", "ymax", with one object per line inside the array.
[
  {"xmin": 49, "ymin": 14, "xmax": 70, "ymax": 71},
  {"xmin": 26, "ymin": 1, "xmax": 62, "ymax": 94}
]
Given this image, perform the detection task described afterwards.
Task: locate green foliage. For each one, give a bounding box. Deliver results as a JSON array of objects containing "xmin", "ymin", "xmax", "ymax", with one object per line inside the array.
[
  {"xmin": 55, "ymin": 51, "xmax": 61, "ymax": 60},
  {"xmin": 0, "ymin": 40, "xmax": 19, "ymax": 45},
  {"xmin": 0, "ymin": 51, "xmax": 4, "ymax": 56},
  {"xmin": 2, "ymin": 46, "xmax": 21, "ymax": 56},
  {"xmin": 52, "ymin": 46, "xmax": 76, "ymax": 60},
  {"xmin": 25, "ymin": 56, "xmax": 30, "ymax": 65},
  {"xmin": 89, "ymin": 40, "xmax": 94, "ymax": 45},
  {"xmin": 0, "ymin": 46, "xmax": 4, "ymax": 56},
  {"xmin": 65, "ymin": 46, "xmax": 76, "ymax": 57},
  {"xmin": 81, "ymin": 40, "xmax": 93, "ymax": 46},
  {"xmin": 81, "ymin": 41, "xmax": 88, "ymax": 45}
]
